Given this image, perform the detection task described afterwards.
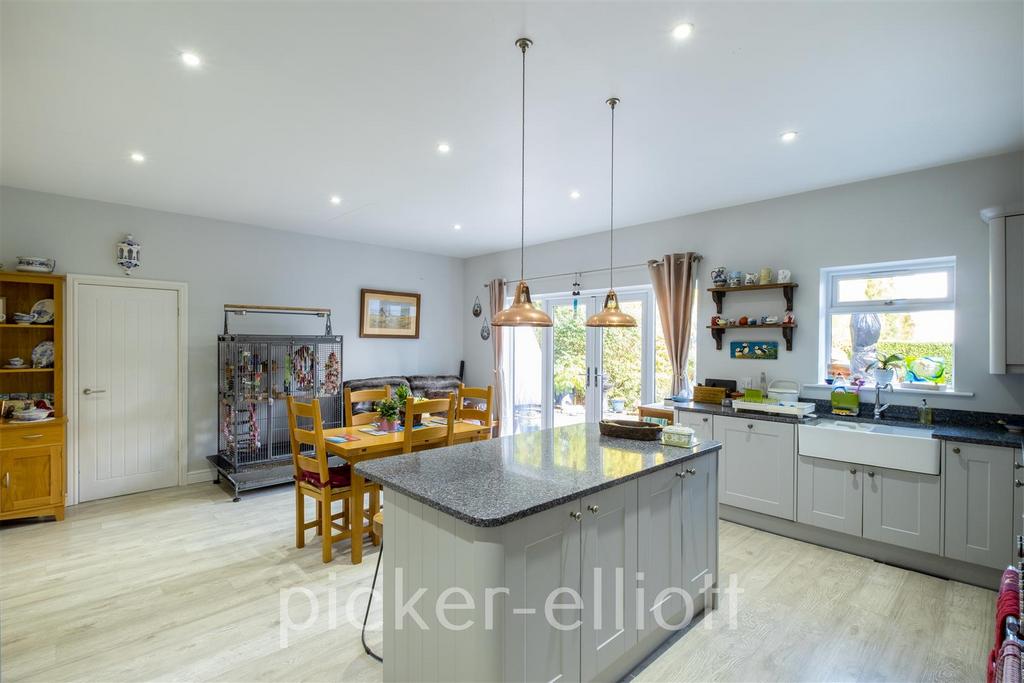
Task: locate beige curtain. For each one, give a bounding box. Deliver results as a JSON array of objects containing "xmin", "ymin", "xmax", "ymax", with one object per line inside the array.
[
  {"xmin": 488, "ymin": 279, "xmax": 505, "ymax": 434},
  {"xmin": 648, "ymin": 253, "xmax": 697, "ymax": 396}
]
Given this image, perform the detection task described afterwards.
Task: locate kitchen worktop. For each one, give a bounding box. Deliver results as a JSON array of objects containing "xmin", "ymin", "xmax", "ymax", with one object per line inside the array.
[
  {"xmin": 354, "ymin": 422, "xmax": 720, "ymax": 527},
  {"xmin": 671, "ymin": 399, "xmax": 1023, "ymax": 448}
]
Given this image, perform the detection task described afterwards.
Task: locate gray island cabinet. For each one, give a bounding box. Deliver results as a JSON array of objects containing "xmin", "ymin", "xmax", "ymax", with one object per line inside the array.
[{"xmin": 356, "ymin": 423, "xmax": 721, "ymax": 683}]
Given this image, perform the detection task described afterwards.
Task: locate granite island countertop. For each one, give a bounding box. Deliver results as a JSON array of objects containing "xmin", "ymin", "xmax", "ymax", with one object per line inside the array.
[
  {"xmin": 670, "ymin": 400, "xmax": 1023, "ymax": 448},
  {"xmin": 354, "ymin": 422, "xmax": 721, "ymax": 527}
]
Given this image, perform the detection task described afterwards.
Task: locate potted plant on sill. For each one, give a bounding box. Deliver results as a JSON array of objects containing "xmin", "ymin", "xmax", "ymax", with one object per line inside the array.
[
  {"xmin": 866, "ymin": 353, "xmax": 904, "ymax": 386},
  {"xmin": 376, "ymin": 396, "xmax": 401, "ymax": 432}
]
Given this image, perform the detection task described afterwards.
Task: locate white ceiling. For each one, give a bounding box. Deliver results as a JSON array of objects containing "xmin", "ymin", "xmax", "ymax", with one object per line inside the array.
[{"xmin": 2, "ymin": 1, "xmax": 1022, "ymax": 258}]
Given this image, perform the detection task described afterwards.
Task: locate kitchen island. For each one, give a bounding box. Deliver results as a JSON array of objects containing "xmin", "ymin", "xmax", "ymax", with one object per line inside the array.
[{"xmin": 356, "ymin": 423, "xmax": 721, "ymax": 683}]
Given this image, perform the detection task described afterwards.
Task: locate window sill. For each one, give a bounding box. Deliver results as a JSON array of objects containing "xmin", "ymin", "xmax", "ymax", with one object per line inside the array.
[{"xmin": 803, "ymin": 383, "xmax": 975, "ymax": 398}]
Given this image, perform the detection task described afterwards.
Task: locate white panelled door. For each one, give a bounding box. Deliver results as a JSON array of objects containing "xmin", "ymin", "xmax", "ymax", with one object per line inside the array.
[{"xmin": 77, "ymin": 284, "xmax": 180, "ymax": 502}]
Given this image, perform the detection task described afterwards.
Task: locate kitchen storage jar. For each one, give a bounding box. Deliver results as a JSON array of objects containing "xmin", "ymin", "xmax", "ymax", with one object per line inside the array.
[{"xmin": 661, "ymin": 425, "xmax": 695, "ymax": 448}]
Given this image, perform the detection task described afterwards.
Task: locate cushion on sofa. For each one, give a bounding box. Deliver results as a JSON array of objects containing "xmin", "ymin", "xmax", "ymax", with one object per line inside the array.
[{"xmin": 407, "ymin": 375, "xmax": 462, "ymax": 399}]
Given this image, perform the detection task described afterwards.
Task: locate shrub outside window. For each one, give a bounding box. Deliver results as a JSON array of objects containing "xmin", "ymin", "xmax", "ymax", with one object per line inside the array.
[{"xmin": 822, "ymin": 258, "xmax": 955, "ymax": 389}]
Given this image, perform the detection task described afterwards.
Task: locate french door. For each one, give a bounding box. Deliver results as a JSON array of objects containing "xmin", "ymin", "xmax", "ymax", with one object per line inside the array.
[{"xmin": 507, "ymin": 288, "xmax": 654, "ymax": 433}]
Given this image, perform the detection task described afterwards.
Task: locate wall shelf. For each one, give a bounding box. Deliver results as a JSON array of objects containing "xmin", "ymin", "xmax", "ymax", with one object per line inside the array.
[
  {"xmin": 707, "ymin": 282, "xmax": 798, "ymax": 314},
  {"xmin": 706, "ymin": 323, "xmax": 797, "ymax": 351},
  {"xmin": 0, "ymin": 368, "xmax": 54, "ymax": 374}
]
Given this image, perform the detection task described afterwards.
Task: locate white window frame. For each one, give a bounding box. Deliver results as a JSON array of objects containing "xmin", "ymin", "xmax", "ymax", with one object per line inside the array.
[{"xmin": 819, "ymin": 256, "xmax": 956, "ymax": 387}]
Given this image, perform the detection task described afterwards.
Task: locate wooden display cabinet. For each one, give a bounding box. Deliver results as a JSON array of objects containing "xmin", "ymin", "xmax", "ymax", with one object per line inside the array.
[{"xmin": 0, "ymin": 273, "xmax": 65, "ymax": 522}]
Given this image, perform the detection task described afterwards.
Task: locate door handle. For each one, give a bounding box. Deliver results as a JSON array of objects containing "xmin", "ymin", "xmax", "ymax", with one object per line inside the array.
[
  {"xmin": 3, "ymin": 472, "xmax": 9, "ymax": 488},
  {"xmin": 587, "ymin": 504, "xmax": 600, "ymax": 514},
  {"xmin": 569, "ymin": 511, "xmax": 583, "ymax": 521},
  {"xmin": 21, "ymin": 434, "xmax": 43, "ymax": 440},
  {"xmin": 83, "ymin": 388, "xmax": 106, "ymax": 395}
]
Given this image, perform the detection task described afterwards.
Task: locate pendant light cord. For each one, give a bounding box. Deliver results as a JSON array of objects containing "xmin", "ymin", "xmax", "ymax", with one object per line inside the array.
[
  {"xmin": 609, "ymin": 99, "xmax": 615, "ymax": 290},
  {"xmin": 520, "ymin": 41, "xmax": 527, "ymax": 282}
]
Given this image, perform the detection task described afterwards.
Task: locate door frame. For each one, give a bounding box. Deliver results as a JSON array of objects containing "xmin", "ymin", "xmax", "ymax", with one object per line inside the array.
[{"xmin": 65, "ymin": 274, "xmax": 189, "ymax": 506}]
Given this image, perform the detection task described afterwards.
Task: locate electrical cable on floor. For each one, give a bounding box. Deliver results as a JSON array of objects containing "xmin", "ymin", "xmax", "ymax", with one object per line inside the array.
[{"xmin": 362, "ymin": 542, "xmax": 383, "ymax": 663}]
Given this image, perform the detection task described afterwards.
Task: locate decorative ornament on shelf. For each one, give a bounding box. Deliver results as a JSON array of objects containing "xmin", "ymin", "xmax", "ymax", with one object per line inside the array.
[{"xmin": 116, "ymin": 234, "xmax": 142, "ymax": 276}]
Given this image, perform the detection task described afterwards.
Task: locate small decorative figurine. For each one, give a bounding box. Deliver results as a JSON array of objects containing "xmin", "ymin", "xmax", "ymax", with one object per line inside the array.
[
  {"xmin": 784, "ymin": 311, "xmax": 796, "ymax": 324},
  {"xmin": 116, "ymin": 234, "xmax": 141, "ymax": 276},
  {"xmin": 711, "ymin": 315, "xmax": 723, "ymax": 327}
]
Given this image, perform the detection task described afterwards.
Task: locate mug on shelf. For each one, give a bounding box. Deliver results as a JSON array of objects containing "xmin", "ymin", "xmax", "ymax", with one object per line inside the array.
[
  {"xmin": 777, "ymin": 269, "xmax": 792, "ymax": 283},
  {"xmin": 759, "ymin": 267, "xmax": 773, "ymax": 285},
  {"xmin": 743, "ymin": 272, "xmax": 758, "ymax": 286},
  {"xmin": 727, "ymin": 271, "xmax": 742, "ymax": 287}
]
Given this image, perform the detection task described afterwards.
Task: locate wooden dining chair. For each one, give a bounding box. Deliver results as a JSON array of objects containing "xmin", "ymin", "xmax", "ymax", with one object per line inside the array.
[
  {"xmin": 344, "ymin": 385, "xmax": 391, "ymax": 427},
  {"xmin": 401, "ymin": 395, "xmax": 457, "ymax": 454},
  {"xmin": 287, "ymin": 396, "xmax": 380, "ymax": 563},
  {"xmin": 456, "ymin": 384, "xmax": 494, "ymax": 437}
]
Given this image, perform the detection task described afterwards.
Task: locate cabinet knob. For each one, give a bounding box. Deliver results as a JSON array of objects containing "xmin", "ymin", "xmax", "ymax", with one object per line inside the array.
[
  {"xmin": 686, "ymin": 468, "xmax": 697, "ymax": 475},
  {"xmin": 867, "ymin": 471, "xmax": 876, "ymax": 478},
  {"xmin": 952, "ymin": 447, "xmax": 961, "ymax": 455},
  {"xmin": 675, "ymin": 471, "xmax": 686, "ymax": 478},
  {"xmin": 1016, "ymin": 481, "xmax": 1024, "ymax": 489},
  {"xmin": 702, "ymin": 417, "xmax": 709, "ymax": 423},
  {"xmin": 569, "ymin": 511, "xmax": 583, "ymax": 521},
  {"xmin": 849, "ymin": 468, "xmax": 858, "ymax": 475},
  {"xmin": 587, "ymin": 504, "xmax": 600, "ymax": 514},
  {"xmin": 747, "ymin": 423, "xmax": 754, "ymax": 429}
]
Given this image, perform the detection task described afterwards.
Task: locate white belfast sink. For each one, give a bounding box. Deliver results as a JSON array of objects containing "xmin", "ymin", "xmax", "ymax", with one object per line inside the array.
[{"xmin": 797, "ymin": 420, "xmax": 940, "ymax": 475}]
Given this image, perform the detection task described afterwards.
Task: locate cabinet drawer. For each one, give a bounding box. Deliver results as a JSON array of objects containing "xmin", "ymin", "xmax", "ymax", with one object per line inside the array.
[{"xmin": 0, "ymin": 424, "xmax": 64, "ymax": 449}]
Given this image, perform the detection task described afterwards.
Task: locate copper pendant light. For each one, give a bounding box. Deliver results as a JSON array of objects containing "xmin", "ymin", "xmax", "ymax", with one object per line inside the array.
[
  {"xmin": 586, "ymin": 97, "xmax": 637, "ymax": 328},
  {"xmin": 491, "ymin": 38, "xmax": 553, "ymax": 328}
]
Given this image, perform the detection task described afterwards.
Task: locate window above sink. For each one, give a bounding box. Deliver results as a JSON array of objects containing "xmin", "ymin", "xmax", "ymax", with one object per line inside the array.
[{"xmin": 820, "ymin": 257, "xmax": 956, "ymax": 391}]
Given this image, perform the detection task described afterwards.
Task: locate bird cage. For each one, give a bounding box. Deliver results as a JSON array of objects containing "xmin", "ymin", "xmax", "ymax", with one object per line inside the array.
[{"xmin": 208, "ymin": 305, "xmax": 342, "ymax": 500}]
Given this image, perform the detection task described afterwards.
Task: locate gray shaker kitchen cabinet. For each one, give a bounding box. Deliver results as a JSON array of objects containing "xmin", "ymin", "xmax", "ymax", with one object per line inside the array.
[
  {"xmin": 862, "ymin": 465, "xmax": 941, "ymax": 555},
  {"xmin": 945, "ymin": 441, "xmax": 1016, "ymax": 569},
  {"xmin": 636, "ymin": 465, "xmax": 683, "ymax": 636},
  {"xmin": 714, "ymin": 415, "xmax": 795, "ymax": 520},
  {"xmin": 796, "ymin": 455, "xmax": 863, "ymax": 536},
  {"xmin": 580, "ymin": 481, "xmax": 638, "ymax": 681},
  {"xmin": 680, "ymin": 450, "xmax": 718, "ymax": 608}
]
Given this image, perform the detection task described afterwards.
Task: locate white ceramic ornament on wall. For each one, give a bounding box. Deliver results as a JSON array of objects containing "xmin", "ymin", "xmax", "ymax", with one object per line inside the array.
[{"xmin": 116, "ymin": 234, "xmax": 142, "ymax": 276}]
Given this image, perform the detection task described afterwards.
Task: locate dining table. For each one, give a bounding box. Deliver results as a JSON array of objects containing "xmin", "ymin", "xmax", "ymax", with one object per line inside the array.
[{"xmin": 322, "ymin": 418, "xmax": 492, "ymax": 563}]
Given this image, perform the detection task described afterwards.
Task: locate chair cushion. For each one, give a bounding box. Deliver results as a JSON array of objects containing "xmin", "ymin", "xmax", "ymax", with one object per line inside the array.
[{"xmin": 297, "ymin": 465, "xmax": 351, "ymax": 489}]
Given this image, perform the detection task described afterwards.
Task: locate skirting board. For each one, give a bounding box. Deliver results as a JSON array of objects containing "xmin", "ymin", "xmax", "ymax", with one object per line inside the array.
[
  {"xmin": 186, "ymin": 468, "xmax": 216, "ymax": 484},
  {"xmin": 719, "ymin": 504, "xmax": 1003, "ymax": 589}
]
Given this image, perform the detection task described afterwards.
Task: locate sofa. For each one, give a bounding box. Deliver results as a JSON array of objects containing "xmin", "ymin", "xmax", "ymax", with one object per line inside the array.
[{"xmin": 342, "ymin": 373, "xmax": 463, "ymax": 423}]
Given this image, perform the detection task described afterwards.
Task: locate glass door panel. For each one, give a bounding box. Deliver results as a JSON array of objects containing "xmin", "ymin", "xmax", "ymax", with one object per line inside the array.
[
  {"xmin": 600, "ymin": 297, "xmax": 647, "ymax": 420},
  {"xmin": 508, "ymin": 323, "xmax": 545, "ymax": 434},
  {"xmin": 550, "ymin": 299, "xmax": 590, "ymax": 428}
]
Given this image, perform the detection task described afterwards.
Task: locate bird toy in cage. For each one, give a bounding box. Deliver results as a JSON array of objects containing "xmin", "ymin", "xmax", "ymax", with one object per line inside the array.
[
  {"xmin": 222, "ymin": 403, "xmax": 235, "ymax": 448},
  {"xmin": 320, "ymin": 351, "xmax": 340, "ymax": 396},
  {"xmin": 291, "ymin": 345, "xmax": 316, "ymax": 393},
  {"xmin": 248, "ymin": 402, "xmax": 261, "ymax": 449}
]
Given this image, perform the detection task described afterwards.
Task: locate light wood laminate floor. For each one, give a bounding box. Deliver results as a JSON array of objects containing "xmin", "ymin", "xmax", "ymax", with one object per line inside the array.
[{"xmin": 1, "ymin": 483, "xmax": 994, "ymax": 682}]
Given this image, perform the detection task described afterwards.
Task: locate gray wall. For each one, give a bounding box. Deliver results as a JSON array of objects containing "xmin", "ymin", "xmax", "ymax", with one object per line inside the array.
[
  {"xmin": 463, "ymin": 152, "xmax": 1024, "ymax": 415},
  {"xmin": 0, "ymin": 186, "xmax": 465, "ymax": 474}
]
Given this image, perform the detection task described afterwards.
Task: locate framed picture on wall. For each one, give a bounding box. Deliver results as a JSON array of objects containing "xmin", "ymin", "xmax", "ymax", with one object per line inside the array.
[{"xmin": 359, "ymin": 289, "xmax": 421, "ymax": 339}]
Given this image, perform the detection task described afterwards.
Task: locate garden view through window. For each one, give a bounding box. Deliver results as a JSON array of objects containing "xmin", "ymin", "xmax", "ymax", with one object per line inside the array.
[{"xmin": 823, "ymin": 259, "xmax": 955, "ymax": 388}]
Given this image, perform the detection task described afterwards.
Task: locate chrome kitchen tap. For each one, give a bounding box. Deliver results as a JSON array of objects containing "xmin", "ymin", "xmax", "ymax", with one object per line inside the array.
[{"xmin": 874, "ymin": 382, "xmax": 893, "ymax": 419}]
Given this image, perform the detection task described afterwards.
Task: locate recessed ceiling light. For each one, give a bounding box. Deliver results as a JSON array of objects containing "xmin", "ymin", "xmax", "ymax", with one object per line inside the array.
[
  {"xmin": 129, "ymin": 151, "xmax": 146, "ymax": 163},
  {"xmin": 452, "ymin": 224, "xmax": 462, "ymax": 231},
  {"xmin": 672, "ymin": 23, "xmax": 694, "ymax": 40},
  {"xmin": 181, "ymin": 52, "xmax": 202, "ymax": 68},
  {"xmin": 437, "ymin": 142, "xmax": 451, "ymax": 154},
  {"xmin": 780, "ymin": 130, "xmax": 799, "ymax": 143},
  {"xmin": 569, "ymin": 190, "xmax": 581, "ymax": 200},
  {"xmin": 329, "ymin": 195, "xmax": 342, "ymax": 205}
]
